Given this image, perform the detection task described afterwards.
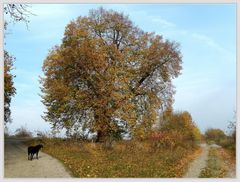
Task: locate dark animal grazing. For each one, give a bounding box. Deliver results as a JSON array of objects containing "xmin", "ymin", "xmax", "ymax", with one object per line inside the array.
[{"xmin": 28, "ymin": 144, "xmax": 43, "ymax": 160}]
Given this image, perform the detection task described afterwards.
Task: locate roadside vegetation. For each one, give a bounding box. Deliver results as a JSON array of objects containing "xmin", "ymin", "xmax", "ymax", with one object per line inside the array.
[
  {"xmin": 14, "ymin": 126, "xmax": 33, "ymax": 138},
  {"xmin": 204, "ymin": 119, "xmax": 236, "ymax": 156},
  {"xmin": 25, "ymin": 106, "xmax": 202, "ymax": 177},
  {"xmin": 26, "ymin": 137, "xmax": 201, "ymax": 178},
  {"xmin": 199, "ymin": 146, "xmax": 235, "ymax": 178},
  {"xmin": 199, "ymin": 147, "xmax": 227, "ymax": 178},
  {"xmin": 201, "ymin": 121, "xmax": 236, "ymax": 178}
]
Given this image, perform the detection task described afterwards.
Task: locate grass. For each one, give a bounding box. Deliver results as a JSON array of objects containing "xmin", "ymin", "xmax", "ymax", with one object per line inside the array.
[
  {"xmin": 199, "ymin": 147, "xmax": 227, "ymax": 178},
  {"xmin": 217, "ymin": 147, "xmax": 236, "ymax": 177},
  {"xmin": 26, "ymin": 138, "xmax": 201, "ymax": 178}
]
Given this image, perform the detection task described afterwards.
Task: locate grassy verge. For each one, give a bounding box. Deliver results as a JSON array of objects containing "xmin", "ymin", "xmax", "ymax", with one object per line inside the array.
[
  {"xmin": 199, "ymin": 147, "xmax": 227, "ymax": 178},
  {"xmin": 218, "ymin": 148, "xmax": 236, "ymax": 177},
  {"xmin": 26, "ymin": 138, "xmax": 201, "ymax": 178}
]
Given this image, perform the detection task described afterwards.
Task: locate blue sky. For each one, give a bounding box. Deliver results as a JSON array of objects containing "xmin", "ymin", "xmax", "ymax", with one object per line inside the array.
[{"xmin": 4, "ymin": 4, "xmax": 236, "ymax": 135}]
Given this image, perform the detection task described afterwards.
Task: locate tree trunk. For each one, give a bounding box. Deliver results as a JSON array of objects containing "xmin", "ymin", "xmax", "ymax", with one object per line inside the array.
[
  {"xmin": 95, "ymin": 130, "xmax": 113, "ymax": 149},
  {"xmin": 95, "ymin": 130, "xmax": 103, "ymax": 143},
  {"xmin": 105, "ymin": 134, "xmax": 113, "ymax": 150},
  {"xmin": 94, "ymin": 112, "xmax": 114, "ymax": 149}
]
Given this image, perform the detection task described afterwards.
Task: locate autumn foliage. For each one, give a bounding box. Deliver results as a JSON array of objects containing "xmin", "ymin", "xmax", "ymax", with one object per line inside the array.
[
  {"xmin": 4, "ymin": 51, "xmax": 16, "ymax": 124},
  {"xmin": 205, "ymin": 128, "xmax": 226, "ymax": 144},
  {"xmin": 205, "ymin": 125, "xmax": 236, "ymax": 155},
  {"xmin": 26, "ymin": 138, "xmax": 201, "ymax": 177},
  {"xmin": 41, "ymin": 8, "xmax": 182, "ymax": 145},
  {"xmin": 150, "ymin": 109, "xmax": 201, "ymax": 149}
]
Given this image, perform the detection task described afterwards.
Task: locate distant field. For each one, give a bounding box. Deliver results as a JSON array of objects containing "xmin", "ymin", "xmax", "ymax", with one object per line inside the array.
[{"xmin": 26, "ymin": 138, "xmax": 201, "ymax": 178}]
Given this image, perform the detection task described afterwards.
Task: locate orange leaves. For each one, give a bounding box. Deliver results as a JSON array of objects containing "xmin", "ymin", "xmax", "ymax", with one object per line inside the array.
[
  {"xmin": 150, "ymin": 130, "xmax": 182, "ymax": 149},
  {"xmin": 152, "ymin": 110, "xmax": 201, "ymax": 150}
]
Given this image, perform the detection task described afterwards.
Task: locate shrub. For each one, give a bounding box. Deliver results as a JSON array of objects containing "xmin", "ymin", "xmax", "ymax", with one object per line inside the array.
[
  {"xmin": 205, "ymin": 127, "xmax": 235, "ymax": 156},
  {"xmin": 15, "ymin": 126, "xmax": 32, "ymax": 137},
  {"xmin": 205, "ymin": 128, "xmax": 226, "ymax": 144},
  {"xmin": 219, "ymin": 137, "xmax": 235, "ymax": 155}
]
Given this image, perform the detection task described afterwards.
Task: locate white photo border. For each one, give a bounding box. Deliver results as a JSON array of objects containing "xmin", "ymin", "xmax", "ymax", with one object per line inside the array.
[{"xmin": 0, "ymin": 0, "xmax": 238, "ymax": 182}]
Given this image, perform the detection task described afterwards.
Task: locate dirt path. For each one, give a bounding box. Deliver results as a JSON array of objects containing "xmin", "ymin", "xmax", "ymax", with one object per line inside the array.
[
  {"xmin": 184, "ymin": 143, "xmax": 209, "ymax": 178},
  {"xmin": 184, "ymin": 143, "xmax": 236, "ymax": 178},
  {"xmin": 4, "ymin": 138, "xmax": 72, "ymax": 178}
]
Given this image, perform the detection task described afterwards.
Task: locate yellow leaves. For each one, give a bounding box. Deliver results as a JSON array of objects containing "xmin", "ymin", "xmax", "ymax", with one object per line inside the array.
[
  {"xmin": 155, "ymin": 110, "xmax": 201, "ymax": 149},
  {"xmin": 110, "ymin": 92, "xmax": 122, "ymax": 101},
  {"xmin": 4, "ymin": 51, "xmax": 16, "ymax": 123},
  {"xmin": 41, "ymin": 7, "xmax": 183, "ymax": 138}
]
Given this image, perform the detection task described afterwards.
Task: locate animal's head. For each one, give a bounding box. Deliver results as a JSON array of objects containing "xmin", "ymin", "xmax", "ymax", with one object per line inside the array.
[{"xmin": 39, "ymin": 144, "xmax": 43, "ymax": 149}]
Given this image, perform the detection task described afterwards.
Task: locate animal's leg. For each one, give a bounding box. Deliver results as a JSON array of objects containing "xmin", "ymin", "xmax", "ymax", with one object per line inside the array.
[
  {"xmin": 36, "ymin": 152, "xmax": 38, "ymax": 159},
  {"xmin": 28, "ymin": 152, "xmax": 30, "ymax": 160},
  {"xmin": 31, "ymin": 153, "xmax": 33, "ymax": 160}
]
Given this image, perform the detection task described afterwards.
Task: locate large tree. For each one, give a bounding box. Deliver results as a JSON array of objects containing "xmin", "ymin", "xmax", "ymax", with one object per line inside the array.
[{"xmin": 41, "ymin": 8, "xmax": 182, "ymax": 145}]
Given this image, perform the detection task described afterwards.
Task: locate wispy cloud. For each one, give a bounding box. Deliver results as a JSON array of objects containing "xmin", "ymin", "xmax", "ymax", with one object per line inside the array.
[
  {"xmin": 191, "ymin": 33, "xmax": 234, "ymax": 57},
  {"xmin": 128, "ymin": 10, "xmax": 176, "ymax": 29},
  {"xmin": 191, "ymin": 33, "xmax": 218, "ymax": 47},
  {"xmin": 157, "ymin": 28, "xmax": 235, "ymax": 63},
  {"xmin": 151, "ymin": 16, "xmax": 176, "ymax": 28}
]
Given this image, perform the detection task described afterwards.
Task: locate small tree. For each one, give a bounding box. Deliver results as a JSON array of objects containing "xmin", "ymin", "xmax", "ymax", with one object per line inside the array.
[
  {"xmin": 228, "ymin": 119, "xmax": 236, "ymax": 143},
  {"xmin": 15, "ymin": 126, "xmax": 32, "ymax": 138},
  {"xmin": 151, "ymin": 110, "xmax": 201, "ymax": 149},
  {"xmin": 225, "ymin": 118, "xmax": 236, "ymax": 154},
  {"xmin": 205, "ymin": 128, "xmax": 226, "ymax": 144}
]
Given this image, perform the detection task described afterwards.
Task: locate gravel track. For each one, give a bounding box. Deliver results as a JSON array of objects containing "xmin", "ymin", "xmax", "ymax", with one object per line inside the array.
[
  {"xmin": 184, "ymin": 143, "xmax": 236, "ymax": 178},
  {"xmin": 184, "ymin": 143, "xmax": 209, "ymax": 178},
  {"xmin": 4, "ymin": 138, "xmax": 72, "ymax": 178}
]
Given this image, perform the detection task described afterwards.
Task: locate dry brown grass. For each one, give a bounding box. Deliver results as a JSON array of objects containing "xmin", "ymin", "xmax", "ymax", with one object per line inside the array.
[
  {"xmin": 26, "ymin": 138, "xmax": 201, "ymax": 178},
  {"xmin": 199, "ymin": 147, "xmax": 236, "ymax": 178}
]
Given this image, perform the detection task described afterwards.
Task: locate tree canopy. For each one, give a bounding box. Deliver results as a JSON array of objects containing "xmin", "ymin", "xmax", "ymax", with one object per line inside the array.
[{"xmin": 41, "ymin": 8, "xmax": 182, "ymax": 143}]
